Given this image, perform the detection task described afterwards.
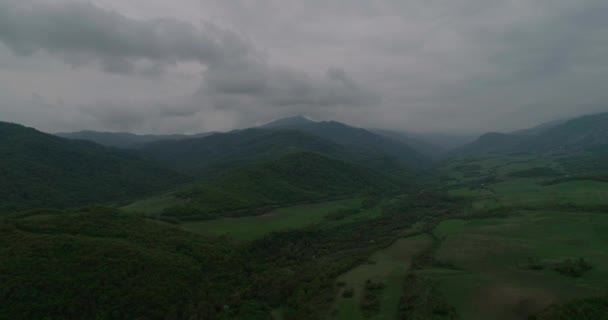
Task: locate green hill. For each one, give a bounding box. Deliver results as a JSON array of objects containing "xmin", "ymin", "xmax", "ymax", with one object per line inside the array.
[
  {"xmin": 140, "ymin": 128, "xmax": 344, "ymax": 174},
  {"xmin": 369, "ymin": 128, "xmax": 443, "ymax": 158},
  {"xmin": 451, "ymin": 112, "xmax": 608, "ymax": 156},
  {"xmin": 140, "ymin": 128, "xmax": 418, "ymax": 177},
  {"xmin": 159, "ymin": 152, "xmax": 398, "ymax": 220},
  {"xmin": 260, "ymin": 117, "xmax": 429, "ymax": 168},
  {"xmin": 0, "ymin": 207, "xmax": 246, "ymax": 319},
  {"xmin": 523, "ymin": 112, "xmax": 608, "ymax": 152},
  {"xmin": 0, "ymin": 122, "xmax": 184, "ymax": 211}
]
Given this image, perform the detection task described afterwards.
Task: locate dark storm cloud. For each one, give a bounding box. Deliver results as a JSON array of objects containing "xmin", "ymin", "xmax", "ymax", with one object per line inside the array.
[
  {"xmin": 0, "ymin": 0, "xmax": 607, "ymax": 134},
  {"xmin": 201, "ymin": 62, "xmax": 377, "ymax": 110},
  {"xmin": 0, "ymin": 0, "xmax": 254, "ymax": 74},
  {"xmin": 0, "ymin": 0, "xmax": 373, "ymax": 131}
]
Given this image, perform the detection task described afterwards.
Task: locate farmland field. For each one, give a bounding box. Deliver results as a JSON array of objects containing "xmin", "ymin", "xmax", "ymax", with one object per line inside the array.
[
  {"xmin": 429, "ymin": 211, "xmax": 608, "ymax": 319},
  {"xmin": 331, "ymin": 233, "xmax": 432, "ymax": 320},
  {"xmin": 405, "ymin": 153, "xmax": 608, "ymax": 319},
  {"xmin": 181, "ymin": 198, "xmax": 366, "ymax": 241}
]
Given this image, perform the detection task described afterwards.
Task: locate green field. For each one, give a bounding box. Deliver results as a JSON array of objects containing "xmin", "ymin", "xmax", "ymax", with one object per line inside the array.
[
  {"xmin": 121, "ymin": 195, "xmax": 185, "ymax": 215},
  {"xmin": 428, "ymin": 211, "xmax": 608, "ymax": 319},
  {"xmin": 412, "ymin": 153, "xmax": 608, "ymax": 319},
  {"xmin": 181, "ymin": 198, "xmax": 365, "ymax": 241},
  {"xmin": 440, "ymin": 154, "xmax": 608, "ymax": 212},
  {"xmin": 330, "ymin": 233, "xmax": 432, "ymax": 319}
]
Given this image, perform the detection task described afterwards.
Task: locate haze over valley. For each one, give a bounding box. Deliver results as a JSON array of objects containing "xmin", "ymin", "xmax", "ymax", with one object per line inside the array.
[{"xmin": 1, "ymin": 1, "xmax": 608, "ymax": 319}]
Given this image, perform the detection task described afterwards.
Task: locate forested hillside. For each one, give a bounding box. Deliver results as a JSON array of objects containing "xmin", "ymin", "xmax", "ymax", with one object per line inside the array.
[
  {"xmin": 0, "ymin": 122, "xmax": 184, "ymax": 211},
  {"xmin": 158, "ymin": 152, "xmax": 399, "ymax": 220},
  {"xmin": 451, "ymin": 112, "xmax": 608, "ymax": 156}
]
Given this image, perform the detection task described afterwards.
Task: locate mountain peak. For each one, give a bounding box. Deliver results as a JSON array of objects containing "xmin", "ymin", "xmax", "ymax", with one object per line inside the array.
[{"xmin": 260, "ymin": 115, "xmax": 316, "ymax": 128}]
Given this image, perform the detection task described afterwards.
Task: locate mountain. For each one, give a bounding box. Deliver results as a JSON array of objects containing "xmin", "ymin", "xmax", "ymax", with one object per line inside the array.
[
  {"xmin": 259, "ymin": 117, "xmax": 429, "ymax": 168},
  {"xmin": 451, "ymin": 112, "xmax": 608, "ymax": 156},
  {"xmin": 510, "ymin": 118, "xmax": 568, "ymax": 136},
  {"xmin": 449, "ymin": 132, "xmax": 524, "ymax": 156},
  {"xmin": 407, "ymin": 132, "xmax": 478, "ymax": 152},
  {"xmin": 159, "ymin": 152, "xmax": 398, "ymax": 220},
  {"xmin": 0, "ymin": 122, "xmax": 184, "ymax": 211},
  {"xmin": 140, "ymin": 127, "xmax": 419, "ymax": 176},
  {"xmin": 141, "ymin": 128, "xmax": 344, "ymax": 174},
  {"xmin": 260, "ymin": 115, "xmax": 316, "ymax": 128},
  {"xmin": 369, "ymin": 129, "xmax": 443, "ymax": 158},
  {"xmin": 56, "ymin": 130, "xmax": 216, "ymax": 149},
  {"xmin": 522, "ymin": 112, "xmax": 608, "ymax": 152}
]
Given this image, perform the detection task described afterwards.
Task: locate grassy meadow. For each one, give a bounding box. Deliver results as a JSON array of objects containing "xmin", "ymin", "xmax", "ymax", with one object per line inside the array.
[
  {"xmin": 431, "ymin": 211, "xmax": 608, "ymax": 319},
  {"xmin": 331, "ymin": 233, "xmax": 432, "ymax": 320},
  {"xmin": 181, "ymin": 198, "xmax": 366, "ymax": 241},
  {"xmin": 409, "ymin": 153, "xmax": 608, "ymax": 319}
]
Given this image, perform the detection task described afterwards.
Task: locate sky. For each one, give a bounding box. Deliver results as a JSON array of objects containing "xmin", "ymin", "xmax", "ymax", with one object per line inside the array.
[{"xmin": 1, "ymin": 0, "xmax": 607, "ymax": 134}]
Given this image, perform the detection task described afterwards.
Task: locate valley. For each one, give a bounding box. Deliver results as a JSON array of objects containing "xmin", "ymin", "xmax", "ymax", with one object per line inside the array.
[{"xmin": 2, "ymin": 113, "xmax": 608, "ymax": 319}]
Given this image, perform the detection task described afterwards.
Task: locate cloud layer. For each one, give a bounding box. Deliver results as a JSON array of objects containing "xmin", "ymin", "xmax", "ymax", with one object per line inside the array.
[{"xmin": 0, "ymin": 0, "xmax": 607, "ymax": 134}]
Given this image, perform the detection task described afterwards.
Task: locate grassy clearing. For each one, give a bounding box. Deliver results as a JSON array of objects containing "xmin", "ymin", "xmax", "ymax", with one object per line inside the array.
[
  {"xmin": 121, "ymin": 195, "xmax": 184, "ymax": 215},
  {"xmin": 181, "ymin": 198, "xmax": 363, "ymax": 241},
  {"xmin": 442, "ymin": 154, "xmax": 608, "ymax": 212},
  {"xmin": 492, "ymin": 180, "xmax": 608, "ymax": 207},
  {"xmin": 330, "ymin": 233, "xmax": 432, "ymax": 319},
  {"xmin": 430, "ymin": 211, "xmax": 608, "ymax": 319}
]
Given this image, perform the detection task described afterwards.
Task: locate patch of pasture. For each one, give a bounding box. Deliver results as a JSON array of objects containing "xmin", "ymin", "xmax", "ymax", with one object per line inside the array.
[
  {"xmin": 431, "ymin": 211, "xmax": 608, "ymax": 319},
  {"xmin": 331, "ymin": 234, "xmax": 432, "ymax": 319},
  {"xmin": 181, "ymin": 198, "xmax": 362, "ymax": 241},
  {"xmin": 492, "ymin": 179, "xmax": 608, "ymax": 208},
  {"xmin": 121, "ymin": 195, "xmax": 184, "ymax": 215}
]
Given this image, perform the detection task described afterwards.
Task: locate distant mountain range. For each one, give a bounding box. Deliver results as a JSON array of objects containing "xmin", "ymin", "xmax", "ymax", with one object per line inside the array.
[
  {"xmin": 54, "ymin": 115, "xmax": 476, "ymax": 156},
  {"xmin": 1, "ymin": 116, "xmax": 430, "ymax": 212},
  {"xmin": 56, "ymin": 130, "xmax": 216, "ymax": 148},
  {"xmin": 5, "ymin": 112, "xmax": 607, "ymax": 212},
  {"xmin": 451, "ymin": 112, "xmax": 608, "ymax": 156}
]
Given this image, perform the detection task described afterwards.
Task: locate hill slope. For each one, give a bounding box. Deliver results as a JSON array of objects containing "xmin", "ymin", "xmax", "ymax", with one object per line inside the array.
[
  {"xmin": 160, "ymin": 152, "xmax": 398, "ymax": 220},
  {"xmin": 0, "ymin": 122, "xmax": 184, "ymax": 211},
  {"xmin": 451, "ymin": 112, "xmax": 608, "ymax": 156},
  {"xmin": 369, "ymin": 128, "xmax": 443, "ymax": 158},
  {"xmin": 0, "ymin": 207, "xmax": 245, "ymax": 319},
  {"xmin": 140, "ymin": 128, "xmax": 417, "ymax": 177},
  {"xmin": 260, "ymin": 117, "xmax": 429, "ymax": 168}
]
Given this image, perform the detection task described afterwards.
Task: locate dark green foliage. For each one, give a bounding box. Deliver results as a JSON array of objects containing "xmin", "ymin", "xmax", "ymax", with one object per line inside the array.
[
  {"xmin": 0, "ymin": 207, "xmax": 246, "ymax": 320},
  {"xmin": 324, "ymin": 208, "xmax": 360, "ymax": 221},
  {"xmin": 165, "ymin": 152, "xmax": 398, "ymax": 220},
  {"xmin": 243, "ymin": 192, "xmax": 463, "ymax": 319},
  {"xmin": 260, "ymin": 118, "xmax": 429, "ymax": 169},
  {"xmin": 0, "ymin": 122, "xmax": 184, "ymax": 212},
  {"xmin": 397, "ymin": 274, "xmax": 458, "ymax": 320},
  {"xmin": 361, "ymin": 196, "xmax": 382, "ymax": 209},
  {"xmin": 0, "ymin": 190, "xmax": 463, "ymax": 320},
  {"xmin": 342, "ymin": 288, "xmax": 355, "ymax": 298},
  {"xmin": 410, "ymin": 236, "xmax": 457, "ymax": 270},
  {"xmin": 519, "ymin": 257, "xmax": 546, "ymax": 271},
  {"xmin": 507, "ymin": 167, "xmax": 562, "ymax": 178},
  {"xmin": 553, "ymin": 258, "xmax": 592, "ymax": 277},
  {"xmin": 141, "ymin": 129, "xmax": 344, "ymax": 175},
  {"xmin": 360, "ymin": 280, "xmax": 385, "ymax": 317},
  {"xmin": 452, "ymin": 164, "xmax": 482, "ymax": 172},
  {"xmin": 141, "ymin": 127, "xmax": 425, "ymax": 179},
  {"xmin": 533, "ymin": 296, "xmax": 608, "ymax": 320}
]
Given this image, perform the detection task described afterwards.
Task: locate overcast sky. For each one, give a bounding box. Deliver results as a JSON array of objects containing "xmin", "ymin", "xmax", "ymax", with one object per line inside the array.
[{"xmin": 1, "ymin": 0, "xmax": 607, "ymax": 134}]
